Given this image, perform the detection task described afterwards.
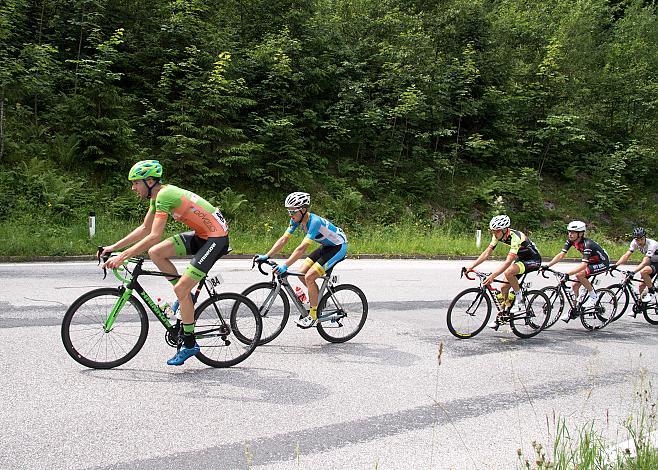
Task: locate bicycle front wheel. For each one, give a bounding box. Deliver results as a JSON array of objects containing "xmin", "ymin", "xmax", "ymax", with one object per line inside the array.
[
  {"xmin": 581, "ymin": 289, "xmax": 617, "ymax": 330},
  {"xmin": 607, "ymin": 284, "xmax": 629, "ymax": 322},
  {"xmin": 316, "ymin": 284, "xmax": 368, "ymax": 343},
  {"xmin": 643, "ymin": 301, "xmax": 658, "ymax": 325},
  {"xmin": 510, "ymin": 290, "xmax": 551, "ymax": 339},
  {"xmin": 539, "ymin": 286, "xmax": 565, "ymax": 330},
  {"xmin": 61, "ymin": 288, "xmax": 149, "ymax": 369},
  {"xmin": 446, "ymin": 288, "xmax": 491, "ymax": 339},
  {"xmin": 193, "ymin": 293, "xmax": 262, "ymax": 368},
  {"xmin": 241, "ymin": 282, "xmax": 290, "ymax": 345}
]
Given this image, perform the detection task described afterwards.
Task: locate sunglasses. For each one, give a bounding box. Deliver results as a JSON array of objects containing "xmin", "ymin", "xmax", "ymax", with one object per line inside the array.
[{"xmin": 287, "ymin": 209, "xmax": 301, "ymax": 215}]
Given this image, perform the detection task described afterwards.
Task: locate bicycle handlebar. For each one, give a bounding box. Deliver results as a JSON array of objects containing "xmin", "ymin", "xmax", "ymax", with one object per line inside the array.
[
  {"xmin": 97, "ymin": 246, "xmax": 139, "ymax": 282},
  {"xmin": 462, "ymin": 268, "xmax": 494, "ymax": 282},
  {"xmin": 252, "ymin": 256, "xmax": 277, "ymax": 276},
  {"xmin": 540, "ymin": 266, "xmax": 572, "ymax": 282}
]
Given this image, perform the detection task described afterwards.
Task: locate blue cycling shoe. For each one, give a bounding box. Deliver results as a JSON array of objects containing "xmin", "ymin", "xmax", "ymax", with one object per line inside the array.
[{"xmin": 167, "ymin": 343, "xmax": 200, "ymax": 366}]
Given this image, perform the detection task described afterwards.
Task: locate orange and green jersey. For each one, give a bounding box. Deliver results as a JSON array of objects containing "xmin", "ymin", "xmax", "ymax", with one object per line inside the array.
[{"xmin": 150, "ymin": 185, "xmax": 228, "ymax": 239}]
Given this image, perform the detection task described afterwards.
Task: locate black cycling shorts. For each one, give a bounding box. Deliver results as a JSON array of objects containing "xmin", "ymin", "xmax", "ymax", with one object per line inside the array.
[{"xmin": 171, "ymin": 232, "xmax": 229, "ymax": 281}]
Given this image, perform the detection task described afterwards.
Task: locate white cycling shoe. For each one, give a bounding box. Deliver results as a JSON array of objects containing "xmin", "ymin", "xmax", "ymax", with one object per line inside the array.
[
  {"xmin": 582, "ymin": 295, "xmax": 598, "ymax": 309},
  {"xmin": 295, "ymin": 315, "xmax": 316, "ymax": 329}
]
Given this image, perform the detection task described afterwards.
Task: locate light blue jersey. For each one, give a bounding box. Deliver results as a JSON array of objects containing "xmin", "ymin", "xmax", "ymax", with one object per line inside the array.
[{"xmin": 286, "ymin": 213, "xmax": 347, "ymax": 246}]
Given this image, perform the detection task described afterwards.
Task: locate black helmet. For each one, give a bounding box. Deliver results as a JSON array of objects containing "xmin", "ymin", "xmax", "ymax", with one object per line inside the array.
[{"xmin": 633, "ymin": 227, "xmax": 647, "ymax": 239}]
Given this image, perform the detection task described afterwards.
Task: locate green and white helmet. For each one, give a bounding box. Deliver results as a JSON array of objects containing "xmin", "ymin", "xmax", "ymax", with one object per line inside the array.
[{"xmin": 128, "ymin": 160, "xmax": 163, "ymax": 181}]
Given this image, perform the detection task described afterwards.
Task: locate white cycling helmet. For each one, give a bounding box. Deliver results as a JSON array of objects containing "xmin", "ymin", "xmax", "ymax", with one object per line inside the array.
[
  {"xmin": 567, "ymin": 220, "xmax": 586, "ymax": 232},
  {"xmin": 489, "ymin": 214, "xmax": 511, "ymax": 230},
  {"xmin": 284, "ymin": 192, "xmax": 310, "ymax": 209}
]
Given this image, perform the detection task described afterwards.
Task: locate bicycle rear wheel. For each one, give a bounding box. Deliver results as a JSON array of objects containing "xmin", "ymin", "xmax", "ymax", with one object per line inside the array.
[
  {"xmin": 241, "ymin": 282, "xmax": 290, "ymax": 345},
  {"xmin": 581, "ymin": 289, "xmax": 617, "ymax": 330},
  {"xmin": 539, "ymin": 286, "xmax": 565, "ymax": 329},
  {"xmin": 510, "ymin": 290, "xmax": 551, "ymax": 338},
  {"xmin": 607, "ymin": 283, "xmax": 629, "ymax": 322},
  {"xmin": 446, "ymin": 288, "xmax": 491, "ymax": 339},
  {"xmin": 643, "ymin": 301, "xmax": 658, "ymax": 325},
  {"xmin": 61, "ymin": 288, "xmax": 149, "ymax": 369},
  {"xmin": 194, "ymin": 293, "xmax": 262, "ymax": 367},
  {"xmin": 316, "ymin": 284, "xmax": 368, "ymax": 343}
]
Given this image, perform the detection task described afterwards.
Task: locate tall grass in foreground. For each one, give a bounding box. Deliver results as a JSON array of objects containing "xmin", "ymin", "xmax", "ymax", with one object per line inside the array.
[{"xmin": 518, "ymin": 380, "xmax": 657, "ymax": 469}]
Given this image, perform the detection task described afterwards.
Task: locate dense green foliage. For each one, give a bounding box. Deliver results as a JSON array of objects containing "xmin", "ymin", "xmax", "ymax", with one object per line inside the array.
[{"xmin": 1, "ymin": 0, "xmax": 657, "ymax": 239}]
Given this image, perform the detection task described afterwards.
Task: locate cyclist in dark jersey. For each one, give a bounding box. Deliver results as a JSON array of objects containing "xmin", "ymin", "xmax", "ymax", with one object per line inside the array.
[
  {"xmin": 101, "ymin": 160, "xmax": 229, "ymax": 365},
  {"xmin": 541, "ymin": 220, "xmax": 609, "ymax": 321},
  {"xmin": 466, "ymin": 215, "xmax": 542, "ymax": 327}
]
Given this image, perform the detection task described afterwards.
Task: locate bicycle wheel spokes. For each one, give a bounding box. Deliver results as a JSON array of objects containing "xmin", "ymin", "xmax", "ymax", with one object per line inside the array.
[
  {"xmin": 607, "ymin": 283, "xmax": 629, "ymax": 322},
  {"xmin": 194, "ymin": 293, "xmax": 262, "ymax": 368},
  {"xmin": 316, "ymin": 284, "xmax": 368, "ymax": 343},
  {"xmin": 510, "ymin": 290, "xmax": 550, "ymax": 339},
  {"xmin": 581, "ymin": 289, "xmax": 616, "ymax": 330},
  {"xmin": 241, "ymin": 282, "xmax": 290, "ymax": 345},
  {"xmin": 446, "ymin": 288, "xmax": 491, "ymax": 339},
  {"xmin": 540, "ymin": 286, "xmax": 564, "ymax": 330},
  {"xmin": 61, "ymin": 288, "xmax": 149, "ymax": 369}
]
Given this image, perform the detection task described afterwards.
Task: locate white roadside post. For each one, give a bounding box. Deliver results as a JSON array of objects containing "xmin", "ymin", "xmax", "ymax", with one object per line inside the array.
[
  {"xmin": 88, "ymin": 211, "xmax": 96, "ymax": 238},
  {"xmin": 476, "ymin": 229, "xmax": 482, "ymax": 248}
]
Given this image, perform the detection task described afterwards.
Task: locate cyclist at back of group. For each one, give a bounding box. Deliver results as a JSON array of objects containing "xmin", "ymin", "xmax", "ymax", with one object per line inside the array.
[
  {"xmin": 611, "ymin": 227, "xmax": 658, "ymax": 304},
  {"xmin": 255, "ymin": 192, "xmax": 347, "ymax": 328},
  {"xmin": 101, "ymin": 160, "xmax": 230, "ymax": 366},
  {"xmin": 541, "ymin": 220, "xmax": 609, "ymax": 321},
  {"xmin": 465, "ymin": 214, "xmax": 542, "ymax": 328}
]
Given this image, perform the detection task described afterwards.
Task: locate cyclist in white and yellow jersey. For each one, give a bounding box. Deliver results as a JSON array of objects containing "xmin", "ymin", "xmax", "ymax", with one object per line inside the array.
[
  {"xmin": 611, "ymin": 227, "xmax": 658, "ymax": 303},
  {"xmin": 255, "ymin": 192, "xmax": 348, "ymax": 328},
  {"xmin": 465, "ymin": 215, "xmax": 542, "ymax": 328}
]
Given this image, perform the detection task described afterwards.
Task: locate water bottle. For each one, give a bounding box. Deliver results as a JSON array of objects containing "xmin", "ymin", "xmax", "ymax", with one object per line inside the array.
[
  {"xmin": 295, "ymin": 286, "xmax": 308, "ymax": 305},
  {"xmin": 507, "ymin": 292, "xmax": 516, "ymax": 307},
  {"xmin": 494, "ymin": 290, "xmax": 504, "ymax": 308},
  {"xmin": 171, "ymin": 299, "xmax": 182, "ymax": 320},
  {"xmin": 157, "ymin": 298, "xmax": 174, "ymax": 319}
]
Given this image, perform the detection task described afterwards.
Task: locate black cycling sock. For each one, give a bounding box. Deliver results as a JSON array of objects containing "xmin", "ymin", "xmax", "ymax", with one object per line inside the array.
[{"xmin": 183, "ymin": 333, "xmax": 196, "ymax": 348}]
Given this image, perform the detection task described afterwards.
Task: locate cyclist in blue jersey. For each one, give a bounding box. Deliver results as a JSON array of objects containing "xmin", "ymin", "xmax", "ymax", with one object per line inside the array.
[{"xmin": 256, "ymin": 192, "xmax": 348, "ymax": 328}]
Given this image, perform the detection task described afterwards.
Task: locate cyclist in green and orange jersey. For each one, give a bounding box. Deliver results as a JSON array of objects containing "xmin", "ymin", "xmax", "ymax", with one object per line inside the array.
[{"xmin": 102, "ymin": 160, "xmax": 229, "ymax": 366}]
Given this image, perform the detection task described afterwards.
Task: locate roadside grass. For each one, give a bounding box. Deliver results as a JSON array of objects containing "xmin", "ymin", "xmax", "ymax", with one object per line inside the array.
[
  {"xmin": 518, "ymin": 377, "xmax": 658, "ymax": 470},
  {"xmin": 0, "ymin": 213, "xmax": 633, "ymax": 259}
]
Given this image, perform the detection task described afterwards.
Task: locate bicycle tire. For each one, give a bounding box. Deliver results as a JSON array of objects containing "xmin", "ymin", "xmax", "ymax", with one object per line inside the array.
[
  {"xmin": 193, "ymin": 293, "xmax": 262, "ymax": 368},
  {"xmin": 316, "ymin": 284, "xmax": 368, "ymax": 343},
  {"xmin": 510, "ymin": 290, "xmax": 551, "ymax": 339},
  {"xmin": 61, "ymin": 288, "xmax": 149, "ymax": 369},
  {"xmin": 539, "ymin": 286, "xmax": 565, "ymax": 329},
  {"xmin": 643, "ymin": 302, "xmax": 658, "ymax": 325},
  {"xmin": 446, "ymin": 288, "xmax": 491, "ymax": 339},
  {"xmin": 241, "ymin": 281, "xmax": 290, "ymax": 345},
  {"xmin": 607, "ymin": 283, "xmax": 629, "ymax": 322},
  {"xmin": 580, "ymin": 288, "xmax": 617, "ymax": 330}
]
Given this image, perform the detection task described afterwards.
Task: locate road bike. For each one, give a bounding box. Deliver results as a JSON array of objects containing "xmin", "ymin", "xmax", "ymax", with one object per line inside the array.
[
  {"xmin": 242, "ymin": 258, "xmax": 368, "ymax": 344},
  {"xmin": 538, "ymin": 267, "xmax": 617, "ymax": 330},
  {"xmin": 61, "ymin": 252, "xmax": 262, "ymax": 369},
  {"xmin": 605, "ymin": 267, "xmax": 658, "ymax": 325},
  {"xmin": 446, "ymin": 269, "xmax": 551, "ymax": 339}
]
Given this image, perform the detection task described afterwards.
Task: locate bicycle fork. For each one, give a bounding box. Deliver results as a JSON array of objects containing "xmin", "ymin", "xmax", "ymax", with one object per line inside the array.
[{"xmin": 103, "ymin": 288, "xmax": 133, "ymax": 333}]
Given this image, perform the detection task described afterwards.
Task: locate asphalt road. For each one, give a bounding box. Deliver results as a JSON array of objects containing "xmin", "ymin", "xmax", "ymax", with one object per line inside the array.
[{"xmin": 0, "ymin": 259, "xmax": 656, "ymax": 469}]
